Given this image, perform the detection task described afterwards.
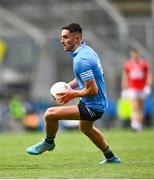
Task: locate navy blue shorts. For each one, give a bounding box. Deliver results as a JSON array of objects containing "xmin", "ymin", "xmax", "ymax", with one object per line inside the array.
[{"xmin": 78, "ymin": 102, "xmax": 104, "ymax": 121}]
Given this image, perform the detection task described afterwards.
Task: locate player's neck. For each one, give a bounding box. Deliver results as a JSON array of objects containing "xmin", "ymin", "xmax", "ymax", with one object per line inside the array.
[
  {"xmin": 72, "ymin": 41, "xmax": 82, "ymax": 52},
  {"xmin": 132, "ymin": 58, "xmax": 140, "ymax": 61}
]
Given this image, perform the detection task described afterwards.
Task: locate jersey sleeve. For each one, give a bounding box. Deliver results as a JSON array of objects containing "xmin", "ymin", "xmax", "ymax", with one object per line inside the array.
[
  {"xmin": 144, "ymin": 60, "xmax": 149, "ymax": 72},
  {"xmin": 77, "ymin": 58, "xmax": 94, "ymax": 81}
]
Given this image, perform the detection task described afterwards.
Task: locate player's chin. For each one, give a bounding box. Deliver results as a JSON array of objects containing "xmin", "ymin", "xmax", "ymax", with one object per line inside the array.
[
  {"xmin": 63, "ymin": 46, "xmax": 70, "ymax": 51},
  {"xmin": 62, "ymin": 45, "xmax": 67, "ymax": 50},
  {"xmin": 63, "ymin": 48, "xmax": 69, "ymax": 51}
]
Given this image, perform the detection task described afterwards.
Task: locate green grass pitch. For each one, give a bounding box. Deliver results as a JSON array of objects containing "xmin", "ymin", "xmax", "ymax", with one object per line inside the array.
[{"xmin": 0, "ymin": 128, "xmax": 154, "ymax": 179}]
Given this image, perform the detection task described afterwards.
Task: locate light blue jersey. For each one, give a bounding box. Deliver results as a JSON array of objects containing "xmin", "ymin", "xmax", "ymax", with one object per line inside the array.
[{"xmin": 70, "ymin": 42, "xmax": 108, "ymax": 113}]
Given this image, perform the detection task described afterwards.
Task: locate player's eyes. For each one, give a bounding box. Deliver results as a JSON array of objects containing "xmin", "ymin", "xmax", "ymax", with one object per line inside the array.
[{"xmin": 62, "ymin": 35, "xmax": 67, "ymax": 39}]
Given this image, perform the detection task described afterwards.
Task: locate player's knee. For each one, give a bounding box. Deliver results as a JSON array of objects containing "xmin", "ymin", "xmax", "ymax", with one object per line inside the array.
[
  {"xmin": 44, "ymin": 108, "xmax": 58, "ymax": 122},
  {"xmin": 79, "ymin": 124, "xmax": 91, "ymax": 135}
]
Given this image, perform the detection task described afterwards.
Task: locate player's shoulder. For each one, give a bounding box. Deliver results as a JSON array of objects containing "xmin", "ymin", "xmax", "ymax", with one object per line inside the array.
[
  {"xmin": 124, "ymin": 59, "xmax": 132, "ymax": 66},
  {"xmin": 74, "ymin": 53, "xmax": 88, "ymax": 66},
  {"xmin": 124, "ymin": 59, "xmax": 135, "ymax": 71},
  {"xmin": 140, "ymin": 58, "xmax": 149, "ymax": 63},
  {"xmin": 77, "ymin": 43, "xmax": 99, "ymax": 64},
  {"xmin": 80, "ymin": 43, "xmax": 96, "ymax": 54},
  {"xmin": 139, "ymin": 59, "xmax": 149, "ymax": 68},
  {"xmin": 77, "ymin": 47, "xmax": 93, "ymax": 61}
]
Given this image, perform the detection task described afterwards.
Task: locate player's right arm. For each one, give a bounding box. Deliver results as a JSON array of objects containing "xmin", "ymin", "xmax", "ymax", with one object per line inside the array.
[
  {"xmin": 121, "ymin": 70, "xmax": 128, "ymax": 89},
  {"xmin": 58, "ymin": 78, "xmax": 98, "ymax": 104},
  {"xmin": 121, "ymin": 64, "xmax": 129, "ymax": 98},
  {"xmin": 68, "ymin": 79, "xmax": 79, "ymax": 89}
]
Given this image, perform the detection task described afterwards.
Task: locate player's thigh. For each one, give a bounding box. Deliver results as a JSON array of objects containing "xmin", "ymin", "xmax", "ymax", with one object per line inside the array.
[{"xmin": 45, "ymin": 105, "xmax": 80, "ymax": 120}]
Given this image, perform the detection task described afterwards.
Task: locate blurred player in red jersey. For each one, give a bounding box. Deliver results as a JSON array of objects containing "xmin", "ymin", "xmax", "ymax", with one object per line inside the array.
[{"xmin": 121, "ymin": 49, "xmax": 153, "ymax": 131}]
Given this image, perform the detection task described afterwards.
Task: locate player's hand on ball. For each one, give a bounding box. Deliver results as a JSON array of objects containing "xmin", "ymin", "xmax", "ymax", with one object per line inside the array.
[
  {"xmin": 50, "ymin": 82, "xmax": 73, "ymax": 105},
  {"xmin": 57, "ymin": 86, "xmax": 75, "ymax": 104}
]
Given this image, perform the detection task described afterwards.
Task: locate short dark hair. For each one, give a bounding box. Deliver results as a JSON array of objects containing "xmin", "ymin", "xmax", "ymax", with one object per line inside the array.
[{"xmin": 62, "ymin": 23, "xmax": 82, "ymax": 35}]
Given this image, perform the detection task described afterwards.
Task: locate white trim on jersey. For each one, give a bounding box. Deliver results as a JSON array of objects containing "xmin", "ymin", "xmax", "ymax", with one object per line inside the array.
[{"xmin": 80, "ymin": 70, "xmax": 93, "ymax": 79}]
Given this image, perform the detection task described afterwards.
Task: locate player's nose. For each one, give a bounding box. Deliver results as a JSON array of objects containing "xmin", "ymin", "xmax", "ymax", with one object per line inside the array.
[{"xmin": 60, "ymin": 37, "xmax": 64, "ymax": 44}]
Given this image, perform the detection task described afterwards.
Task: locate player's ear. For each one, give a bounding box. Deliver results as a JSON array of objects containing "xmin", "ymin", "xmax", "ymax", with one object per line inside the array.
[{"xmin": 75, "ymin": 34, "xmax": 81, "ymax": 42}]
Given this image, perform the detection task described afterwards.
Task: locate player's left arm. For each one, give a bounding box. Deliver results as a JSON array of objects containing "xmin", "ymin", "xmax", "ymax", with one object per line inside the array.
[
  {"xmin": 146, "ymin": 69, "xmax": 153, "ymax": 86},
  {"xmin": 143, "ymin": 62, "xmax": 153, "ymax": 95},
  {"xmin": 143, "ymin": 61, "xmax": 152, "ymax": 86},
  {"xmin": 68, "ymin": 79, "xmax": 79, "ymax": 89}
]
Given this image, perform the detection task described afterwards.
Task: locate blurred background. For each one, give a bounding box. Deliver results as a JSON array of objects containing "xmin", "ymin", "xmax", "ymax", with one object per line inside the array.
[{"xmin": 0, "ymin": 0, "xmax": 153, "ymax": 132}]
